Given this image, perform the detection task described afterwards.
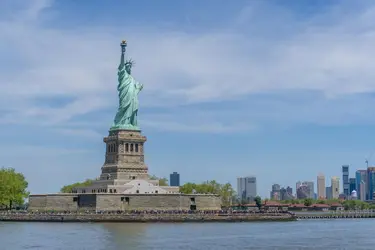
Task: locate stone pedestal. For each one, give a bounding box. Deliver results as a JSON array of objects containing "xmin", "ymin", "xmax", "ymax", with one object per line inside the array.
[{"xmin": 100, "ymin": 129, "xmax": 148, "ymax": 181}]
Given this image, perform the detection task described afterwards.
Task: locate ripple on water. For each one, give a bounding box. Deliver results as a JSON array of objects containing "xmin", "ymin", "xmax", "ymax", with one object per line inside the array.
[{"xmin": 1, "ymin": 220, "xmax": 375, "ymax": 250}]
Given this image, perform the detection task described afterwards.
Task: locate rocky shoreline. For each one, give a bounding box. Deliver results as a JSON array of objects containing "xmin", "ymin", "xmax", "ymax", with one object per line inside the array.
[{"xmin": 0, "ymin": 213, "xmax": 296, "ymax": 223}]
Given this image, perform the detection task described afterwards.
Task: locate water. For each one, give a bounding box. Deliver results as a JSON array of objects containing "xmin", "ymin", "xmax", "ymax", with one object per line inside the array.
[{"xmin": 0, "ymin": 219, "xmax": 373, "ymax": 250}]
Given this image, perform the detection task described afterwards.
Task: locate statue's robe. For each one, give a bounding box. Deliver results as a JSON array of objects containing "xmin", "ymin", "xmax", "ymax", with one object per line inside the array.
[{"xmin": 113, "ymin": 61, "xmax": 142, "ymax": 129}]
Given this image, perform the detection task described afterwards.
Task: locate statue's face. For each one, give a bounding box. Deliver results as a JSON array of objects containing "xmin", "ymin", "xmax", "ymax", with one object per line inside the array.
[{"xmin": 125, "ymin": 65, "xmax": 131, "ymax": 74}]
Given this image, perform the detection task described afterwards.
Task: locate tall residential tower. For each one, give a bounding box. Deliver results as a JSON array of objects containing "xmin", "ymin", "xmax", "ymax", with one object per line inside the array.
[
  {"xmin": 331, "ymin": 176, "xmax": 340, "ymax": 199},
  {"xmin": 237, "ymin": 176, "xmax": 257, "ymax": 202},
  {"xmin": 356, "ymin": 170, "xmax": 367, "ymax": 200},
  {"xmin": 169, "ymin": 172, "xmax": 180, "ymax": 186},
  {"xmin": 342, "ymin": 165, "xmax": 349, "ymax": 197},
  {"xmin": 317, "ymin": 174, "xmax": 326, "ymax": 199}
]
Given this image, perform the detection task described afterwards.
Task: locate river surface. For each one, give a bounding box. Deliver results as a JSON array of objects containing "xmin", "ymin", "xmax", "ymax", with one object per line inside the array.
[{"xmin": 0, "ymin": 219, "xmax": 373, "ymax": 249}]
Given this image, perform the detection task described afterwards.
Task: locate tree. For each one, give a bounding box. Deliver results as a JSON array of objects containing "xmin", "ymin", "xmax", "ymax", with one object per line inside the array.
[
  {"xmin": 149, "ymin": 175, "xmax": 168, "ymax": 186},
  {"xmin": 60, "ymin": 179, "xmax": 94, "ymax": 193},
  {"xmin": 179, "ymin": 180, "xmax": 236, "ymax": 206},
  {"xmin": 0, "ymin": 167, "xmax": 29, "ymax": 209},
  {"xmin": 158, "ymin": 178, "xmax": 168, "ymax": 186},
  {"xmin": 179, "ymin": 182, "xmax": 197, "ymax": 194},
  {"xmin": 219, "ymin": 183, "xmax": 235, "ymax": 206},
  {"xmin": 361, "ymin": 201, "xmax": 370, "ymax": 210},
  {"xmin": 254, "ymin": 196, "xmax": 262, "ymax": 210},
  {"xmin": 342, "ymin": 200, "xmax": 369, "ymax": 210},
  {"xmin": 149, "ymin": 175, "xmax": 158, "ymax": 180},
  {"xmin": 303, "ymin": 198, "xmax": 313, "ymax": 206}
]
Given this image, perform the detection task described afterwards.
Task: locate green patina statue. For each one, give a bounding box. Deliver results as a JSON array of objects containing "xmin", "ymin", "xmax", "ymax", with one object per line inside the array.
[{"xmin": 111, "ymin": 40, "xmax": 143, "ymax": 131}]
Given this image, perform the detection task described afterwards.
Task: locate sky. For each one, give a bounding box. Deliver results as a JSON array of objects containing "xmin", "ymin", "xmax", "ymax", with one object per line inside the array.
[{"xmin": 2, "ymin": 0, "xmax": 375, "ymax": 198}]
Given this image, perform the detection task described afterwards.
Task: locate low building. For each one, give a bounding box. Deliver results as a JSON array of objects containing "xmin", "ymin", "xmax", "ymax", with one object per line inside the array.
[
  {"xmin": 330, "ymin": 203, "xmax": 345, "ymax": 211},
  {"xmin": 310, "ymin": 204, "xmax": 330, "ymax": 211},
  {"xmin": 231, "ymin": 202, "xmax": 344, "ymax": 212},
  {"xmin": 288, "ymin": 204, "xmax": 308, "ymax": 211}
]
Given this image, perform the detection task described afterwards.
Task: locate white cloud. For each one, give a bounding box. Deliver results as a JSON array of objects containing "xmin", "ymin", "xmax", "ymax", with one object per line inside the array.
[
  {"xmin": 49, "ymin": 128, "xmax": 102, "ymax": 139},
  {"xmin": 1, "ymin": 0, "xmax": 375, "ymax": 133},
  {"xmin": 142, "ymin": 119, "xmax": 255, "ymax": 134},
  {"xmin": 0, "ymin": 144, "xmax": 91, "ymax": 158}
]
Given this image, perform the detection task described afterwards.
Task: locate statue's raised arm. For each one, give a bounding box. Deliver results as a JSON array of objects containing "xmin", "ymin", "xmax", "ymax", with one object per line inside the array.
[{"xmin": 111, "ymin": 40, "xmax": 144, "ymax": 131}]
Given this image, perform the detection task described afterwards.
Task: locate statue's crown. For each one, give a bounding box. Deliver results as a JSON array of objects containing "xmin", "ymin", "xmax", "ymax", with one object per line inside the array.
[{"xmin": 125, "ymin": 58, "xmax": 134, "ymax": 67}]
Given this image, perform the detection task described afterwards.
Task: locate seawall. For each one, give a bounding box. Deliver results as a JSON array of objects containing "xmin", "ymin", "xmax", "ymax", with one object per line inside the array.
[
  {"xmin": 0, "ymin": 213, "xmax": 295, "ymax": 223},
  {"xmin": 295, "ymin": 212, "xmax": 375, "ymax": 220}
]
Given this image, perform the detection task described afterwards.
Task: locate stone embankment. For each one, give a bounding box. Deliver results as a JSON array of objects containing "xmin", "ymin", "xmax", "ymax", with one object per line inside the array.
[
  {"xmin": 0, "ymin": 212, "xmax": 295, "ymax": 223},
  {"xmin": 295, "ymin": 212, "xmax": 375, "ymax": 220}
]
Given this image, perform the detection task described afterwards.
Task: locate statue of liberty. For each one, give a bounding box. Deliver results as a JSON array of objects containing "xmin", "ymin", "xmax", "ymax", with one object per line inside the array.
[{"xmin": 111, "ymin": 40, "xmax": 143, "ymax": 131}]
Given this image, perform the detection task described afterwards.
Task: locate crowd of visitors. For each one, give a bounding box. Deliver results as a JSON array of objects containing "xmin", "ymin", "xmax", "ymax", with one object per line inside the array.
[{"xmin": 0, "ymin": 208, "xmax": 292, "ymax": 216}]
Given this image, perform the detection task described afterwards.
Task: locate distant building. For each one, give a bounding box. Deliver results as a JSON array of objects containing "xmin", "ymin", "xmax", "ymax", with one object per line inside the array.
[
  {"xmin": 286, "ymin": 186, "xmax": 293, "ymax": 195},
  {"xmin": 296, "ymin": 185, "xmax": 310, "ymax": 199},
  {"xmin": 342, "ymin": 165, "xmax": 349, "ymax": 197},
  {"xmin": 331, "ymin": 177, "xmax": 340, "ymax": 199},
  {"xmin": 296, "ymin": 181, "xmax": 302, "ymax": 197},
  {"xmin": 367, "ymin": 167, "xmax": 375, "ymax": 200},
  {"xmin": 339, "ymin": 193, "xmax": 346, "ymax": 200},
  {"xmin": 317, "ymin": 174, "xmax": 326, "ymax": 199},
  {"xmin": 280, "ymin": 186, "xmax": 294, "ymax": 200},
  {"xmin": 237, "ymin": 176, "xmax": 257, "ymax": 202},
  {"xmin": 270, "ymin": 184, "xmax": 281, "ymax": 200},
  {"xmin": 296, "ymin": 181, "xmax": 302, "ymax": 194},
  {"xmin": 305, "ymin": 181, "xmax": 315, "ymax": 199},
  {"xmin": 296, "ymin": 181, "xmax": 314, "ymax": 199},
  {"xmin": 349, "ymin": 178, "xmax": 356, "ymax": 193},
  {"xmin": 169, "ymin": 172, "xmax": 180, "ymax": 186},
  {"xmin": 356, "ymin": 170, "xmax": 367, "ymax": 200},
  {"xmin": 350, "ymin": 190, "xmax": 358, "ymax": 200},
  {"xmin": 360, "ymin": 180, "xmax": 366, "ymax": 201},
  {"xmin": 326, "ymin": 186, "xmax": 332, "ymax": 199}
]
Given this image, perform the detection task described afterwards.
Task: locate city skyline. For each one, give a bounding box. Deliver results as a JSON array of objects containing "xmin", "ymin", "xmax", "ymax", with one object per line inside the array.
[
  {"xmin": 265, "ymin": 164, "xmax": 375, "ymax": 201},
  {"xmin": 3, "ymin": 1, "xmax": 375, "ymax": 198}
]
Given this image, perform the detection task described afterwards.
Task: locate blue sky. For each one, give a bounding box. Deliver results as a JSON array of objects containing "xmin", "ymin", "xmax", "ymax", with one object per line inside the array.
[{"xmin": 2, "ymin": 0, "xmax": 375, "ymax": 198}]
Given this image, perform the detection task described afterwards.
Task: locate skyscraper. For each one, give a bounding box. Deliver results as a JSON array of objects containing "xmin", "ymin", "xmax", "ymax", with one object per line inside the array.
[
  {"xmin": 342, "ymin": 165, "xmax": 349, "ymax": 197},
  {"xmin": 237, "ymin": 176, "xmax": 257, "ymax": 202},
  {"xmin": 280, "ymin": 186, "xmax": 294, "ymax": 200},
  {"xmin": 360, "ymin": 180, "xmax": 366, "ymax": 201},
  {"xmin": 296, "ymin": 181, "xmax": 314, "ymax": 199},
  {"xmin": 286, "ymin": 186, "xmax": 293, "ymax": 195},
  {"xmin": 349, "ymin": 178, "xmax": 356, "ymax": 193},
  {"xmin": 367, "ymin": 167, "xmax": 375, "ymax": 200},
  {"xmin": 331, "ymin": 177, "xmax": 340, "ymax": 199},
  {"xmin": 356, "ymin": 170, "xmax": 367, "ymax": 200},
  {"xmin": 295, "ymin": 181, "xmax": 301, "ymax": 195},
  {"xmin": 305, "ymin": 181, "xmax": 315, "ymax": 199},
  {"xmin": 169, "ymin": 172, "xmax": 180, "ymax": 186},
  {"xmin": 297, "ymin": 184, "xmax": 310, "ymax": 199},
  {"xmin": 317, "ymin": 174, "xmax": 326, "ymax": 199},
  {"xmin": 326, "ymin": 186, "xmax": 332, "ymax": 199},
  {"xmin": 270, "ymin": 184, "xmax": 281, "ymax": 200}
]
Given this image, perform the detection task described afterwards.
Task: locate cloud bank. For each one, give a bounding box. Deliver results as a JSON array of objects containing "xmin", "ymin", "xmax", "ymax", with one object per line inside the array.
[{"xmin": 1, "ymin": 0, "xmax": 375, "ymax": 134}]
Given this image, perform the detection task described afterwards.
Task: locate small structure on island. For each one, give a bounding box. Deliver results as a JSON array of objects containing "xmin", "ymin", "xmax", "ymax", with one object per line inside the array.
[
  {"xmin": 350, "ymin": 190, "xmax": 358, "ymax": 200},
  {"xmin": 28, "ymin": 40, "xmax": 221, "ymax": 212}
]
